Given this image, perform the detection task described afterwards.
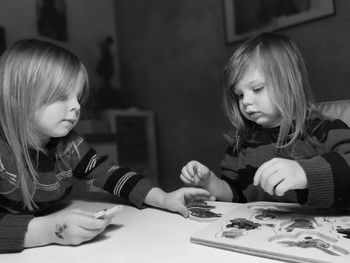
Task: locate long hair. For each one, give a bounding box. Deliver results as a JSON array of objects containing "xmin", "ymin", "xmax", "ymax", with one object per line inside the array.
[
  {"xmin": 222, "ymin": 32, "xmax": 319, "ymax": 150},
  {"xmin": 0, "ymin": 39, "xmax": 89, "ymax": 210}
]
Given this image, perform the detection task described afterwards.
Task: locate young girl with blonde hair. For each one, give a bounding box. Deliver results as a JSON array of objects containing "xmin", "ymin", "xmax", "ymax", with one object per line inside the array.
[
  {"xmin": 180, "ymin": 32, "xmax": 350, "ymax": 208},
  {"xmin": 0, "ymin": 39, "xmax": 213, "ymax": 253}
]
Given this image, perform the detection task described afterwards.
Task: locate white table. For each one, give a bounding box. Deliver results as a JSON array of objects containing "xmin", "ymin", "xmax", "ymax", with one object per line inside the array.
[{"xmin": 0, "ymin": 192, "xmax": 282, "ymax": 263}]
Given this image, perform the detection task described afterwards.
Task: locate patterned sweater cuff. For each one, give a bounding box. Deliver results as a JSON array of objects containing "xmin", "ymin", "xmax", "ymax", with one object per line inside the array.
[
  {"xmin": 128, "ymin": 178, "xmax": 155, "ymax": 208},
  {"xmin": 297, "ymin": 155, "xmax": 334, "ymax": 208},
  {"xmin": 0, "ymin": 213, "xmax": 34, "ymax": 253}
]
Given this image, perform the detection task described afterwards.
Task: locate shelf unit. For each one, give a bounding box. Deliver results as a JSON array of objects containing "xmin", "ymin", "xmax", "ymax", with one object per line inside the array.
[{"xmin": 100, "ymin": 109, "xmax": 158, "ymax": 184}]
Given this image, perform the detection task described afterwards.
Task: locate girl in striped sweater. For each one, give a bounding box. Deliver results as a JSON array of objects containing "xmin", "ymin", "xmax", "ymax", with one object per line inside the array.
[
  {"xmin": 180, "ymin": 32, "xmax": 350, "ymax": 209},
  {"xmin": 0, "ymin": 39, "xmax": 213, "ymax": 252}
]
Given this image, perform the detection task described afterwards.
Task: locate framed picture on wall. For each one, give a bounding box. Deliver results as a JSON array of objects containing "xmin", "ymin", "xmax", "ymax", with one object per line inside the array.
[
  {"xmin": 223, "ymin": 0, "xmax": 335, "ymax": 44},
  {"xmin": 36, "ymin": 0, "xmax": 68, "ymax": 41}
]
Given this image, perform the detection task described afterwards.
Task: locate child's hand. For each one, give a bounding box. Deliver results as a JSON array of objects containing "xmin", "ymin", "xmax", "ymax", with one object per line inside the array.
[
  {"xmin": 253, "ymin": 158, "xmax": 308, "ymax": 196},
  {"xmin": 47, "ymin": 209, "xmax": 111, "ymax": 246},
  {"xmin": 180, "ymin": 160, "xmax": 212, "ymax": 189},
  {"xmin": 162, "ymin": 187, "xmax": 215, "ymax": 218},
  {"xmin": 24, "ymin": 208, "xmax": 112, "ymax": 248}
]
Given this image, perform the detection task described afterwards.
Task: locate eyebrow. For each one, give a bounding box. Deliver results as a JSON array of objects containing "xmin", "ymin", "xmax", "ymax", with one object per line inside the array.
[
  {"xmin": 235, "ymin": 80, "xmax": 265, "ymax": 92},
  {"xmin": 247, "ymin": 80, "xmax": 265, "ymax": 86}
]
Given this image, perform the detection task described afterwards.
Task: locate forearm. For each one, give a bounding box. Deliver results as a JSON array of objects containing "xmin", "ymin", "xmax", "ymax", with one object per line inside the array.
[
  {"xmin": 143, "ymin": 187, "xmax": 167, "ymax": 209},
  {"xmin": 205, "ymin": 171, "xmax": 233, "ymax": 201}
]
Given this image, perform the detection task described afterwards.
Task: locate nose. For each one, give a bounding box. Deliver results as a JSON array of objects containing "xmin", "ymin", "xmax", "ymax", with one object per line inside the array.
[
  {"xmin": 241, "ymin": 92, "xmax": 253, "ymax": 106},
  {"xmin": 70, "ymin": 97, "xmax": 81, "ymax": 112}
]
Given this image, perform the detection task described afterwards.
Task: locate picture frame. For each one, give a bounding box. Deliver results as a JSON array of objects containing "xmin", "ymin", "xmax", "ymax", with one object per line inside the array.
[{"xmin": 223, "ymin": 0, "xmax": 335, "ymax": 44}]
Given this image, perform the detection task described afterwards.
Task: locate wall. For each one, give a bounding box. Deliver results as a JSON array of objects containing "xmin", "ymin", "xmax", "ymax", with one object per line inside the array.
[
  {"xmin": 114, "ymin": 0, "xmax": 350, "ymax": 191},
  {"xmin": 0, "ymin": 0, "xmax": 120, "ymax": 92},
  {"xmin": 1, "ymin": 0, "xmax": 349, "ymax": 192},
  {"xmin": 115, "ymin": 0, "xmax": 232, "ymax": 190},
  {"xmin": 286, "ymin": 0, "xmax": 350, "ymax": 102}
]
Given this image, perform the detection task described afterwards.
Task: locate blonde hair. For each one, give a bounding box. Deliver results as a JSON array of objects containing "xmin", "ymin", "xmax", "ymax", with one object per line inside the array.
[
  {"xmin": 222, "ymin": 32, "xmax": 320, "ymax": 150},
  {"xmin": 0, "ymin": 39, "xmax": 89, "ymax": 210}
]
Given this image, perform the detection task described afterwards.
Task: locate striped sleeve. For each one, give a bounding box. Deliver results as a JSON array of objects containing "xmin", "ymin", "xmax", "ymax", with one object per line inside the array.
[
  {"xmin": 69, "ymin": 132, "xmax": 155, "ymax": 207},
  {"xmin": 0, "ymin": 140, "xmax": 35, "ymax": 253},
  {"xmin": 297, "ymin": 119, "xmax": 350, "ymax": 208}
]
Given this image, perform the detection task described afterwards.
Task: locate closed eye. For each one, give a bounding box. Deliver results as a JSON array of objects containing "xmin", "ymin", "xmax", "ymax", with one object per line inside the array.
[{"xmin": 253, "ymin": 86, "xmax": 264, "ymax": 93}]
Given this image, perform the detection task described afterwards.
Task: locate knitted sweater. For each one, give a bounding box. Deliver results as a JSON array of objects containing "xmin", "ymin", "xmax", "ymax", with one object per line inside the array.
[
  {"xmin": 221, "ymin": 118, "xmax": 350, "ymax": 208},
  {"xmin": 0, "ymin": 131, "xmax": 155, "ymax": 253}
]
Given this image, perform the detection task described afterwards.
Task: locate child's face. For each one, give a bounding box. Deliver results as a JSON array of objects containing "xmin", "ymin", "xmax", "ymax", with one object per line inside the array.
[
  {"xmin": 35, "ymin": 77, "xmax": 85, "ymax": 145},
  {"xmin": 235, "ymin": 65, "xmax": 281, "ymax": 128}
]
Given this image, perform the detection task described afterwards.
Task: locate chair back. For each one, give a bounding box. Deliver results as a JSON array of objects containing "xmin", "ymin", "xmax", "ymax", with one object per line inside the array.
[{"xmin": 317, "ymin": 100, "xmax": 350, "ymax": 127}]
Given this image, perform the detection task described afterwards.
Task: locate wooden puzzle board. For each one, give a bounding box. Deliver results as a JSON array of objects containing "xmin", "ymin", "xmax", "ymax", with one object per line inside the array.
[{"xmin": 191, "ymin": 202, "xmax": 350, "ymax": 263}]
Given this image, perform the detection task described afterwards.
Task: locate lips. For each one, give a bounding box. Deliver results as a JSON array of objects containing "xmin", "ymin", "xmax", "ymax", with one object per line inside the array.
[
  {"xmin": 63, "ymin": 119, "xmax": 76, "ymax": 125},
  {"xmin": 246, "ymin": 111, "xmax": 261, "ymax": 119}
]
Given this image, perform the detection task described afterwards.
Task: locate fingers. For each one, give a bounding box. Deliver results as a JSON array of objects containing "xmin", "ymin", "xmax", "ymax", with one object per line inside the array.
[
  {"xmin": 180, "ymin": 161, "xmax": 202, "ymax": 185},
  {"xmin": 253, "ymin": 158, "xmax": 277, "ymax": 186},
  {"xmin": 79, "ymin": 226, "xmax": 106, "ymax": 240},
  {"xmin": 184, "ymin": 187, "xmax": 215, "ymax": 201},
  {"xmin": 68, "ymin": 210, "xmax": 111, "ymax": 230},
  {"xmin": 177, "ymin": 204, "xmax": 190, "ymax": 218},
  {"xmin": 72, "ymin": 214, "xmax": 110, "ymax": 243},
  {"xmin": 254, "ymin": 158, "xmax": 285, "ymax": 196},
  {"xmin": 274, "ymin": 180, "xmax": 289, "ymax": 196},
  {"xmin": 184, "ymin": 187, "xmax": 210, "ymax": 197},
  {"xmin": 180, "ymin": 173, "xmax": 194, "ymax": 185},
  {"xmin": 82, "ymin": 217, "xmax": 111, "ymax": 230},
  {"xmin": 180, "ymin": 164, "xmax": 195, "ymax": 184},
  {"xmin": 68, "ymin": 225, "xmax": 108, "ymax": 245},
  {"xmin": 254, "ymin": 158, "xmax": 307, "ymax": 197},
  {"xmin": 261, "ymin": 172, "xmax": 284, "ymax": 195}
]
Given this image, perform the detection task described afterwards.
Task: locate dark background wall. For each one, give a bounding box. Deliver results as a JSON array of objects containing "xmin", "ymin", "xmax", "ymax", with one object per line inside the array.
[
  {"xmin": 1, "ymin": 0, "xmax": 348, "ymax": 192},
  {"xmin": 0, "ymin": 0, "xmax": 121, "ymax": 93},
  {"xmin": 114, "ymin": 0, "xmax": 350, "ymax": 191}
]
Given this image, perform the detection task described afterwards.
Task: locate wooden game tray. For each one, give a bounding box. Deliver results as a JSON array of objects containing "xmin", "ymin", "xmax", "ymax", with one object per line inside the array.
[{"xmin": 191, "ymin": 202, "xmax": 350, "ymax": 263}]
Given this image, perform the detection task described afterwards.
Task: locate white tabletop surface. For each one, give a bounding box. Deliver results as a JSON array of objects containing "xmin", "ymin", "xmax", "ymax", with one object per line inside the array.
[{"xmin": 0, "ymin": 192, "xmax": 282, "ymax": 263}]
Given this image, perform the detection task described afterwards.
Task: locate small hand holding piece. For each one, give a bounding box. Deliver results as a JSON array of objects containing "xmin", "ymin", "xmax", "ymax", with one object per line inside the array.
[
  {"xmin": 180, "ymin": 160, "xmax": 211, "ymax": 188},
  {"xmin": 47, "ymin": 209, "xmax": 112, "ymax": 246},
  {"xmin": 253, "ymin": 158, "xmax": 308, "ymax": 196}
]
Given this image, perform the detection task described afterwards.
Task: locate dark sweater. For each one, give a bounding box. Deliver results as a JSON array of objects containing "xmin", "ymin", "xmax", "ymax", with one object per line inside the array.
[
  {"xmin": 0, "ymin": 131, "xmax": 155, "ymax": 253},
  {"xmin": 221, "ymin": 118, "xmax": 350, "ymax": 208}
]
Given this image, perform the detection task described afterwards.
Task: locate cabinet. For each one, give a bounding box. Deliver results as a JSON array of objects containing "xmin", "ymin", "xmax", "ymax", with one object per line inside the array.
[
  {"xmin": 100, "ymin": 110, "xmax": 158, "ymax": 184},
  {"xmin": 76, "ymin": 110, "xmax": 158, "ymax": 184}
]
